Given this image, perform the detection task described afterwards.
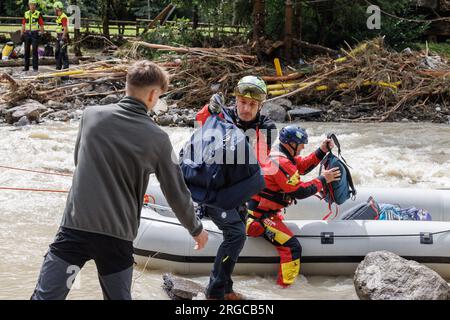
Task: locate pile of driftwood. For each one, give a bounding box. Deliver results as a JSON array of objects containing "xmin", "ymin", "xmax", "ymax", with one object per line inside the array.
[
  {"xmin": 0, "ymin": 42, "xmax": 266, "ymax": 109},
  {"xmin": 263, "ymin": 38, "xmax": 450, "ymax": 121},
  {"xmin": 1, "ymin": 38, "xmax": 449, "ymax": 122}
]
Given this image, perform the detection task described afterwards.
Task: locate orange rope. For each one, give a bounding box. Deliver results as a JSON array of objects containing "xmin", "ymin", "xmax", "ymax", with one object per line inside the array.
[
  {"xmin": 0, "ymin": 187, "xmax": 69, "ymax": 194},
  {"xmin": 0, "ymin": 165, "xmax": 73, "ymax": 177}
]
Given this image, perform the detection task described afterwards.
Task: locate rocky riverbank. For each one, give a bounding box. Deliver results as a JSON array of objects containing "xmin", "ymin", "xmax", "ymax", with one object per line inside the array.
[
  {"xmin": 1, "ymin": 66, "xmax": 449, "ymax": 127},
  {"xmin": 1, "ymin": 93, "xmax": 449, "ymax": 127}
]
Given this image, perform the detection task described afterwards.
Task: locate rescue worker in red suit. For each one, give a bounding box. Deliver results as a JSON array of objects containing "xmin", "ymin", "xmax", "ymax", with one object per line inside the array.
[
  {"xmin": 246, "ymin": 126, "xmax": 341, "ymax": 287},
  {"xmin": 195, "ymin": 76, "xmax": 277, "ymax": 300}
]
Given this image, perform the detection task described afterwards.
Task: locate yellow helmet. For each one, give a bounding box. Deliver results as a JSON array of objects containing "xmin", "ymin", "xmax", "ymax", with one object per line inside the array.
[
  {"xmin": 234, "ymin": 76, "xmax": 268, "ymax": 102},
  {"xmin": 53, "ymin": 1, "xmax": 64, "ymax": 9}
]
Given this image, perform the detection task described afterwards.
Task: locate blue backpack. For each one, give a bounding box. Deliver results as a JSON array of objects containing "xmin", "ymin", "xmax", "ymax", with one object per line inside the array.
[
  {"xmin": 179, "ymin": 114, "xmax": 265, "ymax": 210},
  {"xmin": 319, "ymin": 134, "xmax": 357, "ymax": 208}
]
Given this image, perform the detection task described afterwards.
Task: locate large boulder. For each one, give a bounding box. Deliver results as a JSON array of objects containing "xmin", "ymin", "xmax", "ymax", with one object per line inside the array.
[
  {"xmin": 5, "ymin": 100, "xmax": 47, "ymax": 124},
  {"xmin": 261, "ymin": 102, "xmax": 287, "ymax": 122},
  {"xmin": 354, "ymin": 251, "xmax": 449, "ymax": 300}
]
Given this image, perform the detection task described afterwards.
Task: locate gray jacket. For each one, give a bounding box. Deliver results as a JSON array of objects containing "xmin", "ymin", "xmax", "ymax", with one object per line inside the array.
[{"xmin": 61, "ymin": 96, "xmax": 203, "ymax": 241}]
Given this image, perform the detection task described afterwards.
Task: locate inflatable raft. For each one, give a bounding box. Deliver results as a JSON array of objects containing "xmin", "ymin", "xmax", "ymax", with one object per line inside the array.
[
  {"xmin": 145, "ymin": 184, "xmax": 450, "ymax": 221},
  {"xmin": 133, "ymin": 185, "xmax": 450, "ymax": 278}
]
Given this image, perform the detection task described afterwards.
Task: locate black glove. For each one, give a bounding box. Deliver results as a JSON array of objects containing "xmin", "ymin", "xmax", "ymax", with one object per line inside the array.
[{"xmin": 208, "ymin": 93, "xmax": 225, "ymax": 114}]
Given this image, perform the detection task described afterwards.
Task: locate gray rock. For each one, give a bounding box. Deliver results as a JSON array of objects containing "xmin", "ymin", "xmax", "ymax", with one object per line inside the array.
[
  {"xmin": 74, "ymin": 99, "xmax": 83, "ymax": 108},
  {"xmin": 288, "ymin": 106, "xmax": 322, "ymax": 119},
  {"xmin": 46, "ymin": 100, "xmax": 65, "ymax": 109},
  {"xmin": 162, "ymin": 273, "xmax": 205, "ymax": 300},
  {"xmin": 401, "ymin": 118, "xmax": 409, "ymax": 122},
  {"xmin": 330, "ymin": 100, "xmax": 343, "ymax": 109},
  {"xmin": 261, "ymin": 102, "xmax": 287, "ymax": 122},
  {"xmin": 0, "ymin": 103, "xmax": 12, "ymax": 115},
  {"xmin": 96, "ymin": 84, "xmax": 113, "ymax": 93},
  {"xmin": 182, "ymin": 114, "xmax": 196, "ymax": 127},
  {"xmin": 157, "ymin": 114, "xmax": 174, "ymax": 126},
  {"xmin": 153, "ymin": 99, "xmax": 169, "ymax": 115},
  {"xmin": 14, "ymin": 116, "xmax": 30, "ymax": 127},
  {"xmin": 354, "ymin": 251, "xmax": 449, "ymax": 300},
  {"xmin": 47, "ymin": 110, "xmax": 70, "ymax": 122},
  {"xmin": 5, "ymin": 100, "xmax": 47, "ymax": 124},
  {"xmin": 272, "ymin": 98, "xmax": 293, "ymax": 109},
  {"xmin": 40, "ymin": 108, "xmax": 55, "ymax": 119},
  {"xmin": 100, "ymin": 94, "xmax": 120, "ymax": 105}
]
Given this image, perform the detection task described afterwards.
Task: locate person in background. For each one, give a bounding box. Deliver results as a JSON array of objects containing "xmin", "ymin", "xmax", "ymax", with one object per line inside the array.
[
  {"xmin": 21, "ymin": 0, "xmax": 44, "ymax": 72},
  {"xmin": 53, "ymin": 1, "xmax": 70, "ymax": 70}
]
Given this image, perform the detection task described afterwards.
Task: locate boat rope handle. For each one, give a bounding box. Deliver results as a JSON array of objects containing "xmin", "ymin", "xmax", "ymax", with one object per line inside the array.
[{"xmin": 141, "ymin": 215, "xmax": 450, "ymax": 239}]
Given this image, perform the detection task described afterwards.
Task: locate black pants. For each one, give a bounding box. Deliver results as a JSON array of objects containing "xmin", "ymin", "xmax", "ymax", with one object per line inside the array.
[
  {"xmin": 24, "ymin": 31, "xmax": 39, "ymax": 71},
  {"xmin": 55, "ymin": 35, "xmax": 69, "ymax": 70},
  {"xmin": 204, "ymin": 207, "xmax": 247, "ymax": 299},
  {"xmin": 31, "ymin": 227, "xmax": 134, "ymax": 300}
]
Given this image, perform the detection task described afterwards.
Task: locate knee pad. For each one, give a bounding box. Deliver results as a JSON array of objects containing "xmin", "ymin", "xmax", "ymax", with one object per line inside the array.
[{"xmin": 285, "ymin": 237, "xmax": 302, "ymax": 260}]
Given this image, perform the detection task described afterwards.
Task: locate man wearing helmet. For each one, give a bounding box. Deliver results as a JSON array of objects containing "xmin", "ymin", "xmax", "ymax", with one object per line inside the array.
[
  {"xmin": 195, "ymin": 76, "xmax": 277, "ymax": 300},
  {"xmin": 21, "ymin": 0, "xmax": 45, "ymax": 72},
  {"xmin": 246, "ymin": 126, "xmax": 341, "ymax": 287},
  {"xmin": 196, "ymin": 75, "xmax": 278, "ymax": 161},
  {"xmin": 53, "ymin": 2, "xmax": 70, "ymax": 70}
]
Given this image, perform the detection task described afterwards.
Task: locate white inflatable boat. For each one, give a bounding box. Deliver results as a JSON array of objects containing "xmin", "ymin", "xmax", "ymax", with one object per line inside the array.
[
  {"xmin": 145, "ymin": 184, "xmax": 450, "ymax": 221},
  {"xmin": 133, "ymin": 185, "xmax": 450, "ymax": 279},
  {"xmin": 134, "ymin": 207, "xmax": 450, "ymax": 279}
]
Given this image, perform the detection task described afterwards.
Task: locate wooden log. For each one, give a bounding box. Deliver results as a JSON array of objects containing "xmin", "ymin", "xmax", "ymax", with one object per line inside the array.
[
  {"xmin": 0, "ymin": 72, "xmax": 18, "ymax": 90},
  {"xmin": 0, "ymin": 57, "xmax": 80, "ymax": 68},
  {"xmin": 262, "ymin": 72, "xmax": 304, "ymax": 82},
  {"xmin": 293, "ymin": 39, "xmax": 339, "ymax": 56}
]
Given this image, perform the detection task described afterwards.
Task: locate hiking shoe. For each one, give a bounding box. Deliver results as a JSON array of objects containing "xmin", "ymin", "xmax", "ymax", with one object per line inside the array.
[{"xmin": 224, "ymin": 291, "xmax": 246, "ymax": 300}]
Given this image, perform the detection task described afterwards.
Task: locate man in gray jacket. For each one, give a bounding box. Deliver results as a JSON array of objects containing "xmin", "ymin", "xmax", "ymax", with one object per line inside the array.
[{"xmin": 31, "ymin": 60, "xmax": 208, "ymax": 300}]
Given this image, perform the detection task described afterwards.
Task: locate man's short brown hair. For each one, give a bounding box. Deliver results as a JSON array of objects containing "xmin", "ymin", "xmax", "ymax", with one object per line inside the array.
[{"xmin": 126, "ymin": 60, "xmax": 169, "ymax": 92}]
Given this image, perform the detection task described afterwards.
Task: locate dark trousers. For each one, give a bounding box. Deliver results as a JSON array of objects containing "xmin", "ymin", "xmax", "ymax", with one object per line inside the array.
[
  {"xmin": 205, "ymin": 207, "xmax": 247, "ymax": 299},
  {"xmin": 31, "ymin": 227, "xmax": 134, "ymax": 300},
  {"xmin": 24, "ymin": 31, "xmax": 39, "ymax": 71},
  {"xmin": 55, "ymin": 35, "xmax": 69, "ymax": 70}
]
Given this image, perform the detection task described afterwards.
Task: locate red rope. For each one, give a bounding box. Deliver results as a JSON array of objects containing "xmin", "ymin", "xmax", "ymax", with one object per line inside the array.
[
  {"xmin": 0, "ymin": 187, "xmax": 69, "ymax": 194},
  {"xmin": 0, "ymin": 165, "xmax": 73, "ymax": 177}
]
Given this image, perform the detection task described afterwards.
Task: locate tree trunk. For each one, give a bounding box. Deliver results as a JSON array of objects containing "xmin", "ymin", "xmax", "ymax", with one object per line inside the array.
[
  {"xmin": 284, "ymin": 0, "xmax": 294, "ymax": 60},
  {"xmin": 253, "ymin": 0, "xmax": 265, "ymax": 41},
  {"xmin": 294, "ymin": 1, "xmax": 302, "ymax": 40},
  {"xmin": 193, "ymin": 5, "xmax": 199, "ymax": 29},
  {"xmin": 102, "ymin": 0, "xmax": 111, "ymax": 39}
]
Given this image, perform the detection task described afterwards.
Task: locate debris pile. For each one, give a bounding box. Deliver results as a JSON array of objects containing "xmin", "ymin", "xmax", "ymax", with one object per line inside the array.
[
  {"xmin": 1, "ymin": 38, "xmax": 450, "ymax": 125},
  {"xmin": 263, "ymin": 38, "xmax": 450, "ymax": 122}
]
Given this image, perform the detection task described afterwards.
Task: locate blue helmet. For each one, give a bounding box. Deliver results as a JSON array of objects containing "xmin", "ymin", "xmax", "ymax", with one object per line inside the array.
[{"xmin": 279, "ymin": 125, "xmax": 309, "ymax": 145}]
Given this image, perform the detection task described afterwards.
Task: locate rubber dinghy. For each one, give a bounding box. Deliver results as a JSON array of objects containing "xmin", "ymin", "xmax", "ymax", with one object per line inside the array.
[
  {"xmin": 134, "ymin": 184, "xmax": 450, "ymax": 278},
  {"xmin": 144, "ymin": 184, "xmax": 450, "ymax": 221},
  {"xmin": 134, "ymin": 206, "xmax": 450, "ymax": 279}
]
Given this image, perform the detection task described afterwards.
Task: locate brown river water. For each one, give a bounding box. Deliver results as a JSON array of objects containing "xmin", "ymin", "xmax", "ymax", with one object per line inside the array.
[{"xmin": 0, "ymin": 121, "xmax": 449, "ymax": 300}]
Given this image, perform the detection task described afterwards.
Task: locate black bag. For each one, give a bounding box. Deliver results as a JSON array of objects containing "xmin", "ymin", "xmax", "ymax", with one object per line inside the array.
[{"xmin": 341, "ymin": 197, "xmax": 380, "ymax": 220}]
